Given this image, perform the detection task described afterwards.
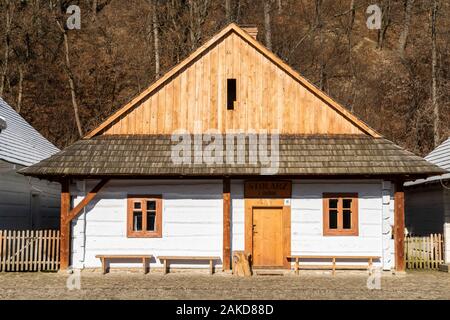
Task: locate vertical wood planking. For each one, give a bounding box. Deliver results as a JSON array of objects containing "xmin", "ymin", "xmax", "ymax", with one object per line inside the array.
[
  {"xmin": 179, "ymin": 72, "xmax": 187, "ymax": 131},
  {"xmin": 157, "ymin": 89, "xmax": 165, "ymax": 133},
  {"xmin": 224, "ymin": 34, "xmax": 233, "ymax": 130},
  {"xmin": 239, "ymin": 38, "xmax": 248, "ymax": 131},
  {"xmin": 210, "ymin": 44, "xmax": 218, "ymax": 128},
  {"xmin": 195, "ymin": 52, "xmax": 204, "ymax": 129},
  {"xmin": 171, "ymin": 76, "xmax": 181, "ymax": 130},
  {"xmin": 165, "ymin": 80, "xmax": 174, "ymax": 132},
  {"xmin": 202, "ymin": 50, "xmax": 211, "ymax": 130},
  {"xmin": 217, "ymin": 39, "xmax": 224, "ymax": 131},
  {"xmin": 187, "ymin": 61, "xmax": 196, "ymax": 133},
  {"xmin": 101, "ymin": 31, "xmax": 368, "ymax": 136}
]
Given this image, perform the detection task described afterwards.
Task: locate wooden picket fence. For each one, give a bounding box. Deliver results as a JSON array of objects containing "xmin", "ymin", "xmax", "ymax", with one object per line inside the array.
[
  {"xmin": 405, "ymin": 234, "xmax": 444, "ymax": 270},
  {"xmin": 0, "ymin": 230, "xmax": 60, "ymax": 272}
]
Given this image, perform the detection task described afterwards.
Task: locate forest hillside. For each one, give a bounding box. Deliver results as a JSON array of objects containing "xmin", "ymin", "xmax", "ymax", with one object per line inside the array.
[{"xmin": 0, "ymin": 0, "xmax": 448, "ymax": 156}]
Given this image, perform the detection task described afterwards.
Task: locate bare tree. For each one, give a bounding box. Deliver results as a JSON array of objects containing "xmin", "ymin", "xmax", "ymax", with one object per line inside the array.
[
  {"xmin": 315, "ymin": 0, "xmax": 327, "ymax": 91},
  {"xmin": 431, "ymin": 0, "xmax": 439, "ymax": 147},
  {"xmin": 92, "ymin": 0, "xmax": 98, "ymax": 20},
  {"xmin": 347, "ymin": 0, "xmax": 356, "ymax": 111},
  {"xmin": 398, "ymin": 0, "xmax": 414, "ymax": 58},
  {"xmin": 16, "ymin": 65, "xmax": 24, "ymax": 112},
  {"xmin": 56, "ymin": 20, "xmax": 84, "ymax": 138},
  {"xmin": 277, "ymin": 0, "xmax": 282, "ymax": 15},
  {"xmin": 377, "ymin": 0, "xmax": 391, "ymax": 50},
  {"xmin": 151, "ymin": 0, "xmax": 161, "ymax": 79},
  {"xmin": 188, "ymin": 0, "xmax": 211, "ymax": 50},
  {"xmin": 225, "ymin": 0, "xmax": 232, "ymax": 22},
  {"xmin": 264, "ymin": 0, "xmax": 272, "ymax": 50},
  {"xmin": 0, "ymin": 0, "xmax": 13, "ymax": 97}
]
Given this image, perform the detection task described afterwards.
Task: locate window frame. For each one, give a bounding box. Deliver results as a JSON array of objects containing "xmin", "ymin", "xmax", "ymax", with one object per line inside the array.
[
  {"xmin": 323, "ymin": 193, "xmax": 359, "ymax": 236},
  {"xmin": 127, "ymin": 195, "xmax": 162, "ymax": 238}
]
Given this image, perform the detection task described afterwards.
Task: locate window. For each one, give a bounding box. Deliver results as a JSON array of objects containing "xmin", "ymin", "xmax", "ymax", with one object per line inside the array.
[
  {"xmin": 323, "ymin": 193, "xmax": 358, "ymax": 236},
  {"xmin": 227, "ymin": 78, "xmax": 237, "ymax": 110},
  {"xmin": 127, "ymin": 195, "xmax": 162, "ymax": 238}
]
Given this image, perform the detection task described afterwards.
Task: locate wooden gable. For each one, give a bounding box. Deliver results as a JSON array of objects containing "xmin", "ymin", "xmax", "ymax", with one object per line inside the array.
[{"xmin": 86, "ymin": 24, "xmax": 379, "ymax": 138}]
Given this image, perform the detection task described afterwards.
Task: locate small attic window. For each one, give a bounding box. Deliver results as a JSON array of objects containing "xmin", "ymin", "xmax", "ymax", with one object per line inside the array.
[{"xmin": 227, "ymin": 78, "xmax": 237, "ymax": 110}]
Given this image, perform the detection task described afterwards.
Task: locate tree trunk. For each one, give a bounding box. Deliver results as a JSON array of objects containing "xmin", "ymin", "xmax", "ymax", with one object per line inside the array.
[
  {"xmin": 16, "ymin": 65, "xmax": 24, "ymax": 113},
  {"xmin": 277, "ymin": 0, "xmax": 282, "ymax": 15},
  {"xmin": 348, "ymin": 0, "xmax": 356, "ymax": 111},
  {"xmin": 92, "ymin": 0, "xmax": 98, "ymax": 21},
  {"xmin": 225, "ymin": 0, "xmax": 232, "ymax": 22},
  {"xmin": 377, "ymin": 0, "xmax": 391, "ymax": 50},
  {"xmin": 398, "ymin": 0, "xmax": 414, "ymax": 58},
  {"xmin": 188, "ymin": 0, "xmax": 210, "ymax": 51},
  {"xmin": 0, "ymin": 0, "xmax": 12, "ymax": 97},
  {"xmin": 264, "ymin": 0, "xmax": 272, "ymax": 50},
  {"xmin": 152, "ymin": 0, "xmax": 161, "ymax": 80},
  {"xmin": 431, "ymin": 0, "xmax": 439, "ymax": 147},
  {"xmin": 57, "ymin": 21, "xmax": 84, "ymax": 138},
  {"xmin": 315, "ymin": 0, "xmax": 326, "ymax": 91}
]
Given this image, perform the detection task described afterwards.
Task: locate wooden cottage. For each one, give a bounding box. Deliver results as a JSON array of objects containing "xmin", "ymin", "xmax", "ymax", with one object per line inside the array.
[{"xmin": 20, "ymin": 24, "xmax": 444, "ymax": 274}]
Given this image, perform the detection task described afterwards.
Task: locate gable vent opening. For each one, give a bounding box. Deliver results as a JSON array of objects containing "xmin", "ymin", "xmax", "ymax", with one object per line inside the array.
[{"xmin": 227, "ymin": 78, "xmax": 237, "ymax": 110}]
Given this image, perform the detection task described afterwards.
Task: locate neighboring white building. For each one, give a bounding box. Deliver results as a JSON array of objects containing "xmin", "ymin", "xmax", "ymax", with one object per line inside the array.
[
  {"xmin": 0, "ymin": 97, "xmax": 60, "ymax": 230},
  {"xmin": 405, "ymin": 137, "xmax": 450, "ymax": 264}
]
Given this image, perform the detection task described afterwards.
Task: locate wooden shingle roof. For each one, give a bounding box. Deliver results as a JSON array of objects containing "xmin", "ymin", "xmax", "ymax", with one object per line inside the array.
[{"xmin": 19, "ymin": 135, "xmax": 445, "ymax": 179}]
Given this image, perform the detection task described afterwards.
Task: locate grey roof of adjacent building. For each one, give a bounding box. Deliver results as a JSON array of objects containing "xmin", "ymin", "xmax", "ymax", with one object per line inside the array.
[
  {"xmin": 0, "ymin": 97, "xmax": 60, "ymax": 167},
  {"xmin": 0, "ymin": 116, "xmax": 6, "ymax": 131},
  {"xmin": 19, "ymin": 134, "xmax": 445, "ymax": 178},
  {"xmin": 405, "ymin": 137, "xmax": 450, "ymax": 187}
]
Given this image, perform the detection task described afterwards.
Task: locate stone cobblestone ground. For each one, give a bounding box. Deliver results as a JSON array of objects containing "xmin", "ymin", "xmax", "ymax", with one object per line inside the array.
[{"xmin": 0, "ymin": 270, "xmax": 449, "ymax": 300}]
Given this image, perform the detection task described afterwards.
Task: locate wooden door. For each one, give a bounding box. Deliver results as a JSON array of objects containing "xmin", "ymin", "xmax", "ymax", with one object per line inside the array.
[{"xmin": 252, "ymin": 207, "xmax": 284, "ymax": 267}]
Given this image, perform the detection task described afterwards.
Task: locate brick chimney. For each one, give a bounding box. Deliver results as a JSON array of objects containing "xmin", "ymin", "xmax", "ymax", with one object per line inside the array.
[{"xmin": 240, "ymin": 25, "xmax": 258, "ymax": 40}]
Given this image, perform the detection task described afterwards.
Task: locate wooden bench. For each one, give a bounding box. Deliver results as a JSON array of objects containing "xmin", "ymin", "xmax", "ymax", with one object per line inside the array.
[
  {"xmin": 158, "ymin": 256, "xmax": 220, "ymax": 275},
  {"xmin": 287, "ymin": 256, "xmax": 380, "ymax": 276},
  {"xmin": 96, "ymin": 255, "xmax": 153, "ymax": 274}
]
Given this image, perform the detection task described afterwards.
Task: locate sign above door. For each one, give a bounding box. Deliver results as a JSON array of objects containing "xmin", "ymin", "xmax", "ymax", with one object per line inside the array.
[{"xmin": 244, "ymin": 181, "xmax": 292, "ymax": 199}]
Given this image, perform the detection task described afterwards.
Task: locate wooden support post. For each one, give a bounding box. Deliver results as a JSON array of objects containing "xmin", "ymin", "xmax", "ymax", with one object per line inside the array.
[
  {"xmin": 394, "ymin": 181, "xmax": 405, "ymax": 272},
  {"xmin": 223, "ymin": 178, "xmax": 231, "ymax": 271},
  {"xmin": 60, "ymin": 180, "xmax": 71, "ymax": 271},
  {"xmin": 67, "ymin": 179, "xmax": 109, "ymax": 222}
]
